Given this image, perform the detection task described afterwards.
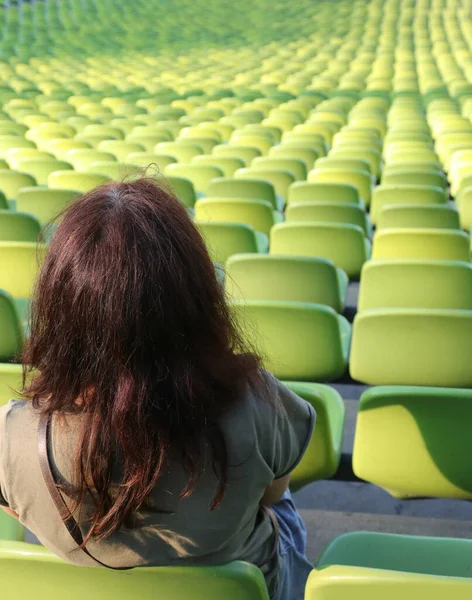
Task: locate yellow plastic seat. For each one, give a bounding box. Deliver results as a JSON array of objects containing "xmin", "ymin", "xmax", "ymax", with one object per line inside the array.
[
  {"xmin": 235, "ymin": 168, "xmax": 294, "ymax": 202},
  {"xmin": 377, "ymin": 205, "xmax": 460, "ymax": 230},
  {"xmin": 350, "ymin": 309, "xmax": 472, "ymax": 387},
  {"xmin": 87, "ymin": 162, "xmax": 140, "ymax": 181},
  {"xmin": 125, "ymin": 152, "xmax": 176, "ymax": 171},
  {"xmin": 251, "ymin": 157, "xmax": 307, "ymax": 181},
  {"xmin": 12, "ymin": 159, "xmax": 72, "ymax": 186},
  {"xmin": 308, "ymin": 168, "xmax": 372, "ymax": 206},
  {"xmin": 211, "ymin": 144, "xmax": 262, "ymax": 165},
  {"xmin": 230, "ymin": 134, "xmax": 273, "ymax": 155},
  {"xmin": 268, "ymin": 145, "xmax": 319, "ymax": 169},
  {"xmin": 16, "ymin": 188, "xmax": 78, "ymax": 224},
  {"xmin": 158, "ymin": 175, "xmax": 196, "ymax": 208},
  {"xmin": 370, "ymin": 185, "xmax": 447, "ymax": 224},
  {"xmin": 164, "ymin": 164, "xmax": 224, "ymax": 195},
  {"xmin": 194, "ymin": 198, "xmax": 279, "ymax": 236},
  {"xmin": 98, "ymin": 140, "xmax": 145, "ymax": 162},
  {"xmin": 225, "ymin": 254, "xmax": 348, "ymax": 312},
  {"xmin": 48, "ymin": 171, "xmax": 112, "ymax": 193},
  {"xmin": 0, "ymin": 210, "xmax": 41, "ymax": 242},
  {"xmin": 306, "ymin": 565, "xmax": 472, "ymax": 600},
  {"xmin": 329, "ymin": 148, "xmax": 382, "ymax": 178},
  {"xmin": 192, "ymin": 156, "xmax": 245, "ymax": 177},
  {"xmin": 65, "ymin": 149, "xmax": 117, "ymax": 172},
  {"xmin": 5, "ymin": 148, "xmax": 53, "ymax": 169},
  {"xmin": 0, "ymin": 136, "xmax": 36, "ymax": 159},
  {"xmin": 0, "ymin": 241, "xmax": 45, "ymax": 300},
  {"xmin": 231, "ymin": 300, "xmax": 350, "ymax": 381},
  {"xmin": 198, "ymin": 222, "xmax": 267, "ymax": 264},
  {"xmin": 0, "ymin": 170, "xmax": 36, "ymax": 200},
  {"xmin": 315, "ymin": 157, "xmax": 372, "ymax": 176},
  {"xmin": 353, "ymin": 386, "xmax": 472, "ymax": 498},
  {"xmin": 358, "ymin": 260, "xmax": 472, "ymax": 311},
  {"xmin": 286, "ymin": 202, "xmax": 371, "ymax": 236},
  {"xmin": 207, "ymin": 178, "xmax": 278, "ymax": 210},
  {"xmin": 288, "ymin": 182, "xmax": 362, "ymax": 206},
  {"xmin": 372, "ymin": 229, "xmax": 470, "ymax": 261},
  {"xmin": 45, "ymin": 139, "xmax": 92, "ymax": 160},
  {"xmin": 155, "ymin": 142, "xmax": 204, "ymax": 162},
  {"xmin": 271, "ymin": 222, "xmax": 370, "ymax": 279},
  {"xmin": 381, "ymin": 169, "xmax": 447, "ymax": 190}
]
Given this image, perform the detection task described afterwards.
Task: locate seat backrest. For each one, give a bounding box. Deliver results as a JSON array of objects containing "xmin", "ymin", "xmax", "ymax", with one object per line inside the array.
[
  {"xmin": 98, "ymin": 140, "xmax": 146, "ymax": 161},
  {"xmin": 286, "ymin": 202, "xmax": 370, "ymax": 236},
  {"xmin": 235, "ymin": 168, "xmax": 294, "ymax": 200},
  {"xmin": 207, "ymin": 178, "xmax": 277, "ymax": 208},
  {"xmin": 226, "ymin": 255, "xmax": 343, "ymax": 311},
  {"xmin": 48, "ymin": 171, "xmax": 112, "ymax": 193},
  {"xmin": 306, "ymin": 565, "xmax": 472, "ymax": 600},
  {"xmin": 251, "ymin": 157, "xmax": 307, "ymax": 181},
  {"xmin": 270, "ymin": 222, "xmax": 368, "ymax": 279},
  {"xmin": 0, "ymin": 542, "xmax": 269, "ymax": 600},
  {"xmin": 350, "ymin": 308, "xmax": 472, "ymax": 387},
  {"xmin": 194, "ymin": 199, "xmax": 275, "ymax": 236},
  {"xmin": 0, "ymin": 210, "xmax": 41, "ymax": 242},
  {"xmin": 353, "ymin": 386, "xmax": 472, "ymax": 498},
  {"xmin": 197, "ymin": 222, "xmax": 259, "ymax": 264},
  {"xmin": 381, "ymin": 169, "xmax": 447, "ymax": 190},
  {"xmin": 211, "ymin": 145, "xmax": 262, "ymax": 165},
  {"xmin": 192, "ymin": 156, "xmax": 245, "ymax": 177},
  {"xmin": 268, "ymin": 146, "xmax": 319, "ymax": 169},
  {"xmin": 156, "ymin": 142, "xmax": 204, "ymax": 162},
  {"xmin": 288, "ymin": 182, "xmax": 361, "ymax": 205},
  {"xmin": 0, "ymin": 290, "xmax": 23, "ymax": 360},
  {"xmin": 65, "ymin": 149, "xmax": 117, "ymax": 171},
  {"xmin": 231, "ymin": 300, "xmax": 345, "ymax": 381},
  {"xmin": 370, "ymin": 184, "xmax": 447, "ymax": 223},
  {"xmin": 165, "ymin": 164, "xmax": 224, "ymax": 194},
  {"xmin": 358, "ymin": 260, "xmax": 472, "ymax": 310},
  {"xmin": 308, "ymin": 168, "xmax": 372, "ymax": 205},
  {"xmin": 16, "ymin": 188, "xmax": 78, "ymax": 224},
  {"xmin": 87, "ymin": 162, "xmax": 140, "ymax": 180},
  {"xmin": 315, "ymin": 157, "xmax": 372, "ymax": 175},
  {"xmin": 0, "ymin": 170, "xmax": 37, "ymax": 200},
  {"xmin": 372, "ymin": 229, "xmax": 470, "ymax": 261},
  {"xmin": 377, "ymin": 204, "xmax": 460, "ymax": 230}
]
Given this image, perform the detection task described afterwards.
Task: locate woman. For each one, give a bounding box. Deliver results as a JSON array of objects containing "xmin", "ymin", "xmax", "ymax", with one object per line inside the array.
[{"xmin": 0, "ymin": 178, "xmax": 315, "ymax": 599}]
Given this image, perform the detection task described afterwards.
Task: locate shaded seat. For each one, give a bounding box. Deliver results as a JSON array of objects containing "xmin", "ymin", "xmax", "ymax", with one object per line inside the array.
[
  {"xmin": 164, "ymin": 164, "xmax": 224, "ymax": 195},
  {"xmin": 12, "ymin": 159, "xmax": 73, "ymax": 186},
  {"xmin": 48, "ymin": 171, "xmax": 112, "ymax": 193},
  {"xmin": 65, "ymin": 149, "xmax": 117, "ymax": 172},
  {"xmin": 16, "ymin": 188, "xmax": 78, "ymax": 224},
  {"xmin": 350, "ymin": 309, "xmax": 472, "ymax": 387},
  {"xmin": 285, "ymin": 382, "xmax": 345, "ymax": 489},
  {"xmin": 0, "ymin": 170, "xmax": 36, "ymax": 200},
  {"xmin": 381, "ymin": 168, "xmax": 447, "ymax": 190},
  {"xmin": 270, "ymin": 222, "xmax": 370, "ymax": 279},
  {"xmin": 0, "ymin": 541, "xmax": 269, "ymax": 600},
  {"xmin": 207, "ymin": 178, "xmax": 279, "ymax": 210},
  {"xmin": 158, "ymin": 175, "xmax": 196, "ymax": 208},
  {"xmin": 370, "ymin": 184, "xmax": 447, "ymax": 224},
  {"xmin": 231, "ymin": 300, "xmax": 350, "ymax": 381},
  {"xmin": 353, "ymin": 386, "xmax": 472, "ymax": 498},
  {"xmin": 308, "ymin": 168, "xmax": 372, "ymax": 206},
  {"xmin": 371, "ymin": 229, "xmax": 470, "ymax": 261},
  {"xmin": 194, "ymin": 199, "xmax": 280, "ymax": 236},
  {"xmin": 235, "ymin": 168, "xmax": 294, "ymax": 204},
  {"xmin": 197, "ymin": 222, "xmax": 267, "ymax": 264},
  {"xmin": 225, "ymin": 254, "xmax": 348, "ymax": 312},
  {"xmin": 125, "ymin": 152, "xmax": 176, "ymax": 171},
  {"xmin": 377, "ymin": 204, "xmax": 460, "ymax": 230},
  {"xmin": 358, "ymin": 260, "xmax": 472, "ymax": 311},
  {"xmin": 0, "ymin": 210, "xmax": 41, "ymax": 242},
  {"xmin": 268, "ymin": 145, "xmax": 319, "ymax": 169},
  {"xmin": 286, "ymin": 202, "xmax": 371, "ymax": 236},
  {"xmin": 192, "ymin": 156, "xmax": 245, "ymax": 177},
  {"xmin": 87, "ymin": 162, "xmax": 140, "ymax": 181},
  {"xmin": 288, "ymin": 182, "xmax": 362, "ymax": 206},
  {"xmin": 251, "ymin": 157, "xmax": 307, "ymax": 181},
  {"xmin": 0, "ymin": 512, "xmax": 24, "ymax": 542},
  {"xmin": 211, "ymin": 145, "xmax": 262, "ymax": 165}
]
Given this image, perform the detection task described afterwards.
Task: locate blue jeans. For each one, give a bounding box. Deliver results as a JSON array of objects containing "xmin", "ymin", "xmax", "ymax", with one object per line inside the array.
[{"xmin": 271, "ymin": 489, "xmax": 313, "ymax": 600}]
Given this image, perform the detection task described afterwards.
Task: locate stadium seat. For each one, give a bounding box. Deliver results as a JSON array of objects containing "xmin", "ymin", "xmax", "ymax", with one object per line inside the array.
[
  {"xmin": 87, "ymin": 163, "xmax": 140, "ymax": 180},
  {"xmin": 0, "ymin": 170, "xmax": 36, "ymax": 200},
  {"xmin": 156, "ymin": 142, "xmax": 204, "ymax": 162},
  {"xmin": 198, "ymin": 222, "xmax": 267, "ymax": 264},
  {"xmin": 251, "ymin": 157, "xmax": 307, "ymax": 181},
  {"xmin": 0, "ymin": 210, "xmax": 41, "ymax": 242},
  {"xmin": 353, "ymin": 386, "xmax": 472, "ymax": 498},
  {"xmin": 0, "ymin": 513, "xmax": 24, "ymax": 542},
  {"xmin": 231, "ymin": 300, "xmax": 350, "ymax": 381},
  {"xmin": 286, "ymin": 202, "xmax": 371, "ymax": 236},
  {"xmin": 192, "ymin": 156, "xmax": 245, "ymax": 177},
  {"xmin": 98, "ymin": 140, "xmax": 145, "ymax": 162},
  {"xmin": 164, "ymin": 164, "xmax": 224, "ymax": 194},
  {"xmin": 371, "ymin": 229, "xmax": 470, "ymax": 261},
  {"xmin": 381, "ymin": 169, "xmax": 447, "ymax": 190},
  {"xmin": 271, "ymin": 222, "xmax": 370, "ymax": 279},
  {"xmin": 212, "ymin": 145, "xmax": 262, "ymax": 165},
  {"xmin": 225, "ymin": 255, "xmax": 348, "ymax": 312},
  {"xmin": 370, "ymin": 185, "xmax": 447, "ymax": 224},
  {"xmin": 65, "ymin": 149, "xmax": 117, "ymax": 172},
  {"xmin": 194, "ymin": 199, "xmax": 280, "ymax": 236},
  {"xmin": 350, "ymin": 309, "xmax": 472, "ymax": 387},
  {"xmin": 358, "ymin": 260, "xmax": 472, "ymax": 311},
  {"xmin": 288, "ymin": 182, "xmax": 362, "ymax": 206},
  {"xmin": 16, "ymin": 188, "xmax": 77, "ymax": 225},
  {"xmin": 308, "ymin": 168, "xmax": 372, "ymax": 206},
  {"xmin": 12, "ymin": 158, "xmax": 72, "ymax": 186},
  {"xmin": 0, "ymin": 542, "xmax": 269, "ymax": 600},
  {"xmin": 377, "ymin": 205, "xmax": 460, "ymax": 230},
  {"xmin": 235, "ymin": 167, "xmax": 294, "ymax": 202},
  {"xmin": 48, "ymin": 171, "xmax": 112, "ymax": 193},
  {"xmin": 207, "ymin": 178, "xmax": 279, "ymax": 210}
]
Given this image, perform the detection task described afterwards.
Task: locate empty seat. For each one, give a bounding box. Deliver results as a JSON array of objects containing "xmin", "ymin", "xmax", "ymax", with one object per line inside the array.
[
  {"xmin": 235, "ymin": 168, "xmax": 294, "ymax": 202},
  {"xmin": 308, "ymin": 168, "xmax": 372, "ymax": 206},
  {"xmin": 65, "ymin": 149, "xmax": 117, "ymax": 172},
  {"xmin": 225, "ymin": 255, "xmax": 347, "ymax": 312},
  {"xmin": 231, "ymin": 300, "xmax": 350, "ymax": 381},
  {"xmin": 207, "ymin": 178, "xmax": 278, "ymax": 210},
  {"xmin": 194, "ymin": 199, "xmax": 279, "ymax": 236},
  {"xmin": 16, "ymin": 188, "xmax": 78, "ymax": 224},
  {"xmin": 371, "ymin": 229, "xmax": 470, "ymax": 261},
  {"xmin": 87, "ymin": 162, "xmax": 140, "ymax": 180},
  {"xmin": 251, "ymin": 157, "xmax": 307, "ymax": 181},
  {"xmin": 98, "ymin": 140, "xmax": 145, "ymax": 162},
  {"xmin": 164, "ymin": 164, "xmax": 224, "ymax": 194},
  {"xmin": 48, "ymin": 171, "xmax": 112, "ymax": 193},
  {"xmin": 0, "ymin": 170, "xmax": 36, "ymax": 200},
  {"xmin": 358, "ymin": 260, "xmax": 472, "ymax": 311},
  {"xmin": 211, "ymin": 144, "xmax": 262, "ymax": 165},
  {"xmin": 0, "ymin": 211, "xmax": 41, "ymax": 242},
  {"xmin": 156, "ymin": 142, "xmax": 204, "ymax": 162},
  {"xmin": 381, "ymin": 169, "xmax": 447, "ymax": 190},
  {"xmin": 159, "ymin": 175, "xmax": 196, "ymax": 208},
  {"xmin": 377, "ymin": 204, "xmax": 460, "ymax": 230},
  {"xmin": 350, "ymin": 309, "xmax": 472, "ymax": 387},
  {"xmin": 12, "ymin": 159, "xmax": 72, "ymax": 186},
  {"xmin": 271, "ymin": 222, "xmax": 370, "ymax": 279},
  {"xmin": 353, "ymin": 386, "xmax": 472, "ymax": 498},
  {"xmin": 370, "ymin": 185, "xmax": 447, "ymax": 224},
  {"xmin": 198, "ymin": 222, "xmax": 267, "ymax": 264},
  {"xmin": 126, "ymin": 152, "xmax": 176, "ymax": 171},
  {"xmin": 288, "ymin": 182, "xmax": 361, "ymax": 206},
  {"xmin": 192, "ymin": 156, "xmax": 245, "ymax": 177},
  {"xmin": 286, "ymin": 202, "xmax": 371, "ymax": 236}
]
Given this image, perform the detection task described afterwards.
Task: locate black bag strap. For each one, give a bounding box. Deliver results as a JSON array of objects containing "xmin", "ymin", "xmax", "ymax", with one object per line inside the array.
[{"xmin": 37, "ymin": 412, "xmax": 131, "ymax": 570}]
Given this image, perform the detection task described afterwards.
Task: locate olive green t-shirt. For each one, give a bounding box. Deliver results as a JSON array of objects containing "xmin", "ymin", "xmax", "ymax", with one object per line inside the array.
[{"xmin": 0, "ymin": 371, "xmax": 315, "ymax": 597}]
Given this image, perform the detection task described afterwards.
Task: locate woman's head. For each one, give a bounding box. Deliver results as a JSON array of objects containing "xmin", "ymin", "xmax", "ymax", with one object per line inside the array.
[{"xmin": 23, "ymin": 177, "xmax": 261, "ymax": 541}]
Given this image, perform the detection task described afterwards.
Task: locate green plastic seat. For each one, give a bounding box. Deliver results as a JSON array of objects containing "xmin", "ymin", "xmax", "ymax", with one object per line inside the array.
[
  {"xmin": 288, "ymin": 182, "xmax": 362, "ymax": 206},
  {"xmin": 350, "ymin": 309, "xmax": 472, "ymax": 387},
  {"xmin": 381, "ymin": 169, "xmax": 447, "ymax": 190},
  {"xmin": 192, "ymin": 156, "xmax": 246, "ymax": 177},
  {"xmin": 317, "ymin": 531, "xmax": 472, "ymax": 578},
  {"xmin": 98, "ymin": 140, "xmax": 146, "ymax": 162},
  {"xmin": 353, "ymin": 386, "xmax": 472, "ymax": 498},
  {"xmin": 16, "ymin": 188, "xmax": 78, "ymax": 224},
  {"xmin": 358, "ymin": 260, "xmax": 472, "ymax": 311},
  {"xmin": 65, "ymin": 149, "xmax": 117, "ymax": 172},
  {"xmin": 207, "ymin": 178, "xmax": 278, "ymax": 210},
  {"xmin": 158, "ymin": 175, "xmax": 197, "ymax": 208},
  {"xmin": 231, "ymin": 300, "xmax": 350, "ymax": 381},
  {"xmin": 0, "ymin": 170, "xmax": 36, "ymax": 200},
  {"xmin": 156, "ymin": 142, "xmax": 204, "ymax": 162},
  {"xmin": 230, "ymin": 134, "xmax": 273, "ymax": 155},
  {"xmin": 457, "ymin": 187, "xmax": 472, "ymax": 229},
  {"xmin": 5, "ymin": 148, "xmax": 54, "ymax": 169},
  {"xmin": 268, "ymin": 146, "xmax": 319, "ymax": 169},
  {"xmin": 0, "ymin": 542, "xmax": 269, "ymax": 600},
  {"xmin": 198, "ymin": 222, "xmax": 267, "ymax": 264},
  {"xmin": 372, "ymin": 229, "xmax": 470, "ymax": 261},
  {"xmin": 0, "ymin": 136, "xmax": 36, "ymax": 159},
  {"xmin": 211, "ymin": 145, "xmax": 262, "ymax": 166},
  {"xmin": 285, "ymin": 382, "xmax": 345, "ymax": 489},
  {"xmin": 48, "ymin": 171, "xmax": 112, "ymax": 193},
  {"xmin": 328, "ymin": 148, "xmax": 382, "ymax": 178},
  {"xmin": 12, "ymin": 159, "xmax": 72, "ymax": 186},
  {"xmin": 225, "ymin": 255, "xmax": 348, "ymax": 312},
  {"xmin": 370, "ymin": 185, "xmax": 447, "ymax": 224},
  {"xmin": 0, "ymin": 290, "xmax": 23, "ymax": 361},
  {"xmin": 308, "ymin": 168, "xmax": 373, "ymax": 206},
  {"xmin": 315, "ymin": 157, "xmax": 372, "ymax": 176},
  {"xmin": 194, "ymin": 199, "xmax": 279, "ymax": 236},
  {"xmin": 0, "ymin": 210, "xmax": 41, "ymax": 242},
  {"xmin": 46, "ymin": 140, "xmax": 92, "ymax": 160},
  {"xmin": 251, "ymin": 157, "xmax": 307, "ymax": 181},
  {"xmin": 87, "ymin": 162, "xmax": 140, "ymax": 181},
  {"xmin": 0, "ymin": 511, "xmax": 24, "ymax": 542},
  {"xmin": 377, "ymin": 204, "xmax": 460, "ymax": 230},
  {"xmin": 306, "ymin": 565, "xmax": 472, "ymax": 600},
  {"xmin": 125, "ymin": 152, "xmax": 176, "ymax": 171},
  {"xmin": 235, "ymin": 168, "xmax": 294, "ymax": 203},
  {"xmin": 271, "ymin": 222, "xmax": 370, "ymax": 279},
  {"xmin": 286, "ymin": 202, "xmax": 371, "ymax": 236},
  {"xmin": 164, "ymin": 164, "xmax": 224, "ymax": 194}
]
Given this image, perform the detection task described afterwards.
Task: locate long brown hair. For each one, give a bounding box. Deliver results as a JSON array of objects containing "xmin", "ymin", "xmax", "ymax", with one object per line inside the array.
[{"xmin": 23, "ymin": 177, "xmax": 261, "ymax": 543}]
